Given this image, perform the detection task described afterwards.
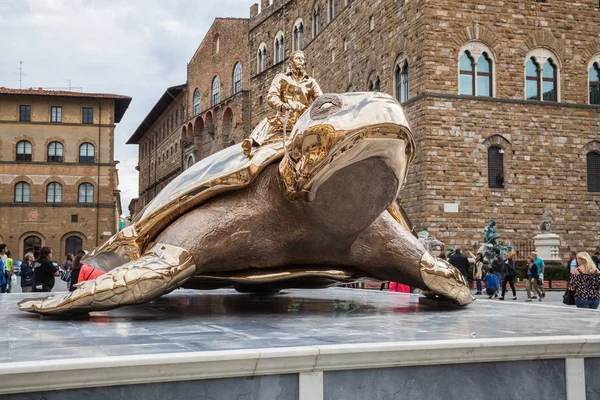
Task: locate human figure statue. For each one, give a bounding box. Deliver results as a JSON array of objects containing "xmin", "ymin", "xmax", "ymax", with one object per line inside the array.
[
  {"xmin": 483, "ymin": 218, "xmax": 501, "ymax": 245},
  {"xmin": 540, "ymin": 210, "xmax": 552, "ymax": 233},
  {"xmin": 242, "ymin": 50, "xmax": 322, "ymax": 156}
]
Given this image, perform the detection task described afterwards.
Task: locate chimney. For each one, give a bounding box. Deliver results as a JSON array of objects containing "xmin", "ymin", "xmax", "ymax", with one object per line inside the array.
[{"xmin": 250, "ymin": 3, "xmax": 259, "ymax": 18}]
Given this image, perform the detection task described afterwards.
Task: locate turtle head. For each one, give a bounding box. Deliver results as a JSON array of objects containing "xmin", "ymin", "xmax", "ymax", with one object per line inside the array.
[{"xmin": 279, "ymin": 92, "xmax": 415, "ymax": 202}]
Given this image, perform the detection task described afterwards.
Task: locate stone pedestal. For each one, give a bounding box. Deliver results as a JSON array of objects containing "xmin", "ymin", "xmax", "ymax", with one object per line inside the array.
[{"xmin": 534, "ymin": 233, "xmax": 561, "ymax": 261}]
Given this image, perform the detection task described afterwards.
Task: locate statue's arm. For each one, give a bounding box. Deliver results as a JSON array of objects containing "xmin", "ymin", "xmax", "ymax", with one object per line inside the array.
[{"xmin": 309, "ymin": 79, "xmax": 323, "ymax": 101}]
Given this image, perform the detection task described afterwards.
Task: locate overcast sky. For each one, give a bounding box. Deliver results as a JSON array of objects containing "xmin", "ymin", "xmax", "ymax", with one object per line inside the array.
[{"xmin": 0, "ymin": 0, "xmax": 252, "ymax": 216}]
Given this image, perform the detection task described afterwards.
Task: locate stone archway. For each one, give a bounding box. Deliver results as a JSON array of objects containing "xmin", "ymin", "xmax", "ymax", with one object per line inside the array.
[{"xmin": 222, "ymin": 107, "xmax": 233, "ymax": 142}]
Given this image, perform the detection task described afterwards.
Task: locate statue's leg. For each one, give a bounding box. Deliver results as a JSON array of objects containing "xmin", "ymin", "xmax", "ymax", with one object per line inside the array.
[
  {"xmin": 350, "ymin": 212, "xmax": 474, "ymax": 306},
  {"xmin": 18, "ymin": 244, "xmax": 196, "ymax": 315}
]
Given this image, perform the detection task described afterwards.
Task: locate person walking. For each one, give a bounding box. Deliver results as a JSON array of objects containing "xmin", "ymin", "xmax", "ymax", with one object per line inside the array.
[
  {"xmin": 32, "ymin": 246, "xmax": 59, "ymax": 293},
  {"xmin": 474, "ymin": 254, "xmax": 484, "ymax": 295},
  {"xmin": 20, "ymin": 252, "xmax": 35, "ymax": 293},
  {"xmin": 569, "ymin": 252, "xmax": 600, "ymax": 309},
  {"xmin": 491, "ymin": 251, "xmax": 504, "ymax": 289},
  {"xmin": 592, "ymin": 252, "xmax": 600, "ymax": 267},
  {"xmin": 499, "ymin": 250, "xmax": 517, "ymax": 300},
  {"xmin": 568, "ymin": 251, "xmax": 578, "ymax": 274},
  {"xmin": 449, "ymin": 248, "xmax": 470, "ymax": 283},
  {"xmin": 531, "ymin": 251, "xmax": 546, "ymax": 299},
  {"xmin": 525, "ymin": 256, "xmax": 543, "ymax": 302},
  {"xmin": 0, "ymin": 244, "xmax": 7, "ymax": 293},
  {"xmin": 4, "ymin": 250, "xmax": 13, "ymax": 293}
]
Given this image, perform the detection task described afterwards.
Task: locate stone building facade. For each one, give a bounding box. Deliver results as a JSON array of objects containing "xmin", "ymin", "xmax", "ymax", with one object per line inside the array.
[
  {"xmin": 249, "ymin": 0, "xmax": 600, "ymax": 254},
  {"xmin": 182, "ymin": 18, "xmax": 250, "ymax": 167},
  {"xmin": 127, "ymin": 85, "xmax": 186, "ymax": 210},
  {"xmin": 0, "ymin": 87, "xmax": 131, "ymax": 260}
]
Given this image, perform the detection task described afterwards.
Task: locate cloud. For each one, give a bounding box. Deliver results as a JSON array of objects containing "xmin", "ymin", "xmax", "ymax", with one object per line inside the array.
[{"xmin": 0, "ymin": 0, "xmax": 251, "ymax": 216}]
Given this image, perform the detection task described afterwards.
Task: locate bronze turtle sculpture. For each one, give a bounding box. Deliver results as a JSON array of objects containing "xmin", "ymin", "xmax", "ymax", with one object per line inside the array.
[{"xmin": 19, "ymin": 92, "xmax": 473, "ymax": 315}]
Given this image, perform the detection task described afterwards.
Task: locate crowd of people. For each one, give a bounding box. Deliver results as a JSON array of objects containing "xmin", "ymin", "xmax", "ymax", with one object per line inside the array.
[
  {"xmin": 0, "ymin": 244, "xmax": 85, "ymax": 294},
  {"xmin": 442, "ymin": 246, "xmax": 600, "ymax": 309}
]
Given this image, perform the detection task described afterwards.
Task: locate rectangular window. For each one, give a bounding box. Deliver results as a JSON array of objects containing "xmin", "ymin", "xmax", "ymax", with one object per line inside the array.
[
  {"xmin": 19, "ymin": 105, "xmax": 31, "ymax": 122},
  {"xmin": 51, "ymin": 106, "xmax": 62, "ymax": 123},
  {"xmin": 459, "ymin": 74, "xmax": 474, "ymax": 95},
  {"xmin": 526, "ymin": 79, "xmax": 539, "ymax": 100},
  {"xmin": 71, "ymin": 214, "xmax": 78, "ymax": 223},
  {"xmin": 82, "ymin": 107, "xmax": 94, "ymax": 124}
]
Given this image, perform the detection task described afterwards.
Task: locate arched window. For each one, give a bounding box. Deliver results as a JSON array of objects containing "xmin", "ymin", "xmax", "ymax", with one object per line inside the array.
[
  {"xmin": 79, "ymin": 142, "xmax": 95, "ymax": 164},
  {"xmin": 187, "ymin": 156, "xmax": 195, "ymax": 169},
  {"xmin": 488, "ymin": 146, "xmax": 504, "ymax": 189},
  {"xmin": 477, "ymin": 54, "xmax": 492, "ymax": 97},
  {"xmin": 66, "ymin": 236, "xmax": 83, "ymax": 256},
  {"xmin": 46, "ymin": 182, "xmax": 62, "ymax": 203},
  {"xmin": 193, "ymin": 88, "xmax": 200, "ymax": 116},
  {"xmin": 458, "ymin": 43, "xmax": 495, "ymax": 97},
  {"xmin": 590, "ymin": 62, "xmax": 600, "ymax": 105},
  {"xmin": 459, "ymin": 51, "xmax": 475, "ymax": 95},
  {"xmin": 525, "ymin": 58, "xmax": 540, "ymax": 100},
  {"xmin": 368, "ymin": 73, "xmax": 380, "ymax": 92},
  {"xmin": 293, "ymin": 20, "xmax": 304, "ymax": 51},
  {"xmin": 394, "ymin": 59, "xmax": 409, "ymax": 103},
  {"xmin": 328, "ymin": 0, "xmax": 336, "ymax": 22},
  {"xmin": 542, "ymin": 59, "xmax": 557, "ymax": 101},
  {"xmin": 588, "ymin": 151, "xmax": 600, "ymax": 193},
  {"xmin": 232, "ymin": 62, "xmax": 243, "ymax": 94},
  {"xmin": 47, "ymin": 141, "xmax": 64, "ymax": 162},
  {"xmin": 524, "ymin": 49, "xmax": 560, "ymax": 101},
  {"xmin": 15, "ymin": 182, "xmax": 30, "ymax": 203},
  {"xmin": 274, "ymin": 32, "xmax": 285, "ymax": 64},
  {"xmin": 312, "ymin": 7, "xmax": 320, "ymax": 38},
  {"xmin": 78, "ymin": 183, "xmax": 94, "ymax": 203},
  {"xmin": 257, "ymin": 43, "xmax": 267, "ymax": 74},
  {"xmin": 16, "ymin": 140, "xmax": 32, "ymax": 162},
  {"xmin": 211, "ymin": 76, "xmax": 221, "ymax": 107},
  {"xmin": 24, "ymin": 235, "xmax": 42, "ymax": 260}
]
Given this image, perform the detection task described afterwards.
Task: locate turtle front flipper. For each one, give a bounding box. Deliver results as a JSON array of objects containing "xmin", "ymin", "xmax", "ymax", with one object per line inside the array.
[
  {"xmin": 350, "ymin": 211, "xmax": 474, "ymax": 306},
  {"xmin": 18, "ymin": 244, "xmax": 196, "ymax": 315}
]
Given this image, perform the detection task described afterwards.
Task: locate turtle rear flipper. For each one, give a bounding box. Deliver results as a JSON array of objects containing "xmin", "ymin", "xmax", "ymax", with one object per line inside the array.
[{"xmin": 18, "ymin": 244, "xmax": 196, "ymax": 315}]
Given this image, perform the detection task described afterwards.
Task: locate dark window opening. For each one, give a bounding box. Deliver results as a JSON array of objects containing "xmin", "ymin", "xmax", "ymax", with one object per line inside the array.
[
  {"xmin": 71, "ymin": 214, "xmax": 79, "ymax": 223},
  {"xmin": 20, "ymin": 105, "xmax": 31, "ymax": 122},
  {"xmin": 82, "ymin": 107, "xmax": 94, "ymax": 124},
  {"xmin": 488, "ymin": 146, "xmax": 505, "ymax": 189},
  {"xmin": 51, "ymin": 106, "xmax": 62, "ymax": 123},
  {"xmin": 588, "ymin": 151, "xmax": 600, "ymax": 193}
]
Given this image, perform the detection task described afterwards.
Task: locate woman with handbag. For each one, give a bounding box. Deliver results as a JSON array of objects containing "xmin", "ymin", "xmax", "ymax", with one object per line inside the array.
[
  {"xmin": 20, "ymin": 252, "xmax": 35, "ymax": 293},
  {"xmin": 569, "ymin": 252, "xmax": 600, "ymax": 309}
]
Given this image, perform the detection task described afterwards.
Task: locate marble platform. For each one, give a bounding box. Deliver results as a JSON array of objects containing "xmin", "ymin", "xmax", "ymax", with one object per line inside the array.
[{"xmin": 1, "ymin": 288, "xmax": 599, "ymax": 399}]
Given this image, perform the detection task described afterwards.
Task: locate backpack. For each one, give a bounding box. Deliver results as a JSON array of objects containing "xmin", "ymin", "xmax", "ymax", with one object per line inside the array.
[{"xmin": 507, "ymin": 260, "xmax": 516, "ymax": 275}]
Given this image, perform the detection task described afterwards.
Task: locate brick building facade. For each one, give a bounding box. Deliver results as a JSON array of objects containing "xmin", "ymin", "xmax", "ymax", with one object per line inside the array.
[
  {"xmin": 0, "ymin": 87, "xmax": 131, "ymax": 260},
  {"xmin": 182, "ymin": 18, "xmax": 250, "ymax": 168},
  {"xmin": 128, "ymin": 85, "xmax": 186, "ymax": 210},
  {"xmin": 248, "ymin": 0, "xmax": 600, "ymax": 254},
  {"xmin": 130, "ymin": 18, "xmax": 251, "ymax": 211}
]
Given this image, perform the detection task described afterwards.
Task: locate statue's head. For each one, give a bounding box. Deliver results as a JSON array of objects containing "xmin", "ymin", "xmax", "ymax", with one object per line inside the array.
[
  {"xmin": 288, "ymin": 51, "xmax": 306, "ymax": 72},
  {"xmin": 279, "ymin": 92, "xmax": 415, "ymax": 202},
  {"xmin": 489, "ymin": 218, "xmax": 496, "ymax": 226}
]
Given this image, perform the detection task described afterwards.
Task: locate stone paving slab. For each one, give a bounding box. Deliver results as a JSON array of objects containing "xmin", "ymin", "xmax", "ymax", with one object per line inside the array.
[{"xmin": 0, "ymin": 287, "xmax": 597, "ymax": 363}]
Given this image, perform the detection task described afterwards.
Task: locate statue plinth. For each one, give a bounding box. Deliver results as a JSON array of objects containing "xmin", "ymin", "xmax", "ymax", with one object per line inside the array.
[{"xmin": 534, "ymin": 233, "xmax": 561, "ymax": 261}]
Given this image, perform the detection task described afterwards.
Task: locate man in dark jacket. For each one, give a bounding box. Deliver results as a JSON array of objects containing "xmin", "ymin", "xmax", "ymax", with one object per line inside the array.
[
  {"xmin": 33, "ymin": 246, "xmax": 59, "ymax": 292},
  {"xmin": 449, "ymin": 248, "xmax": 470, "ymax": 281}
]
